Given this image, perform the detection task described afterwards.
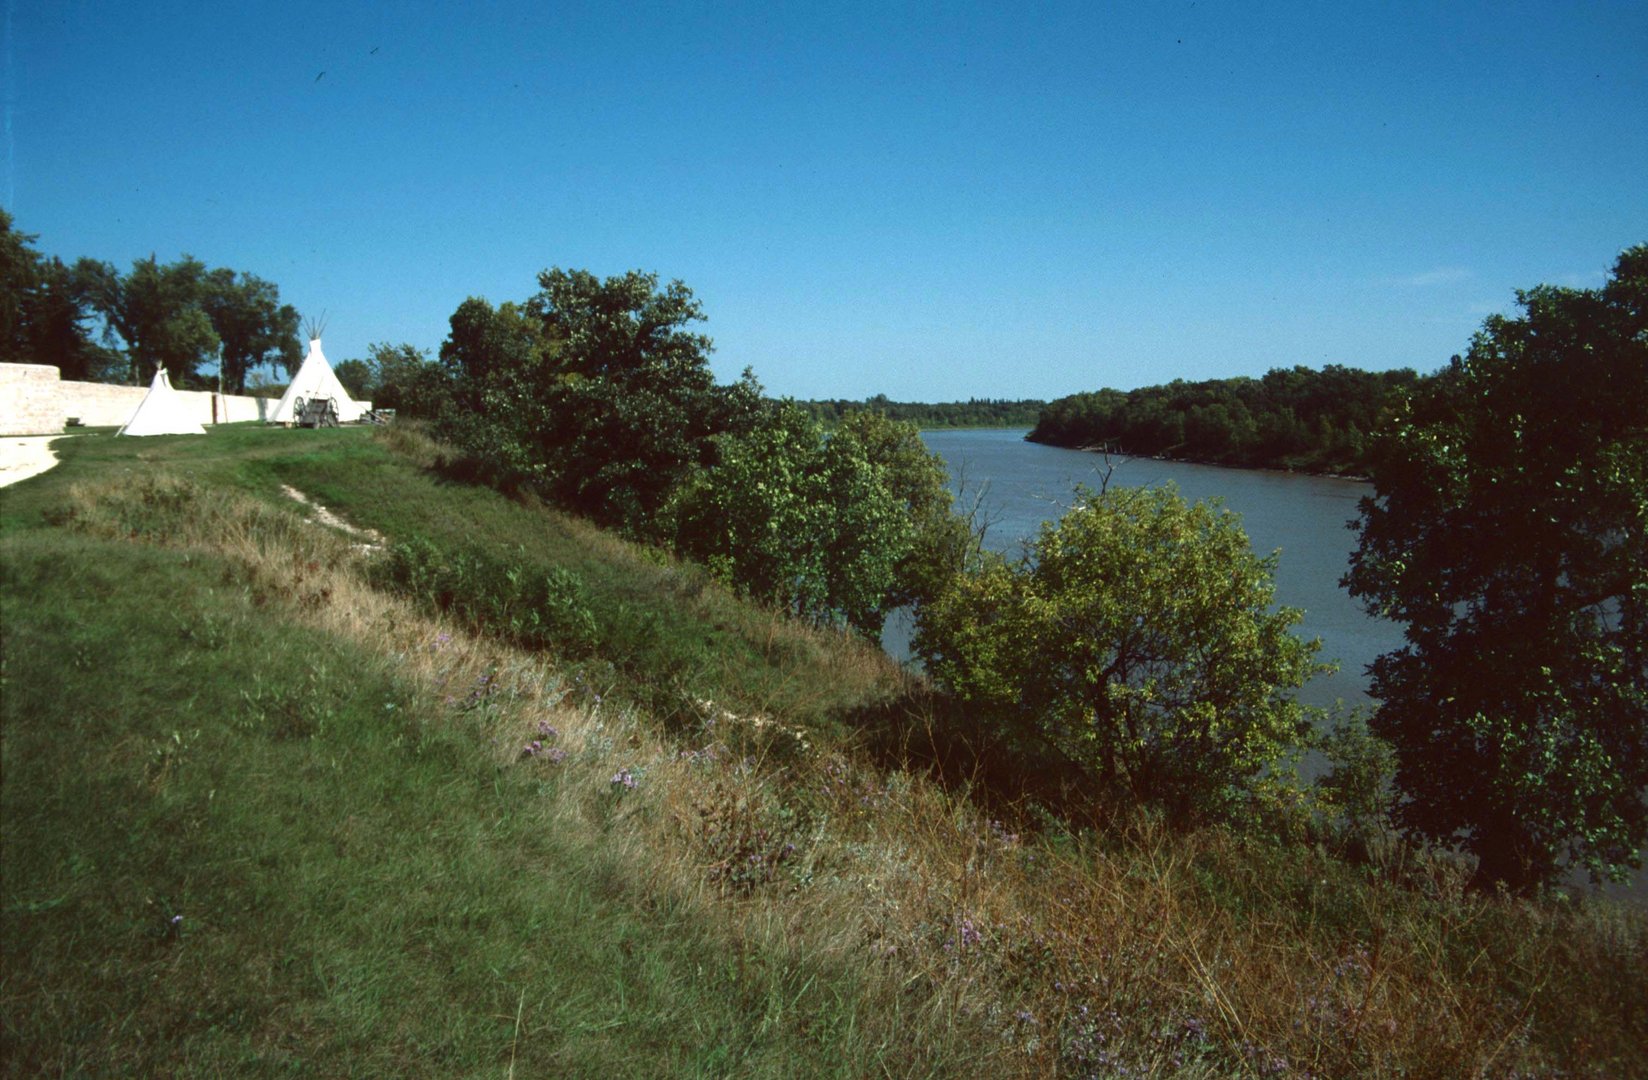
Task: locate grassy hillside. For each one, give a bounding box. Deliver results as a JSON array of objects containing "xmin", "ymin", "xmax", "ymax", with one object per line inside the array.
[{"xmin": 3, "ymin": 424, "xmax": 1643, "ymax": 1077}]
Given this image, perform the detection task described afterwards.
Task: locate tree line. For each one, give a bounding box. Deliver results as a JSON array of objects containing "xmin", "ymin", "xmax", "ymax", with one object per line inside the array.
[
  {"xmin": 1, "ymin": 209, "xmax": 301, "ymax": 391},
  {"xmin": 797, "ymin": 396, "xmax": 1046, "ymax": 430},
  {"xmin": 1028, "ymin": 364, "xmax": 1422, "ymax": 474}
]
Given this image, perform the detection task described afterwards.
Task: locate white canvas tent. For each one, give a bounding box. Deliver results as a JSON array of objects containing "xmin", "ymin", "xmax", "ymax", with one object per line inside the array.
[
  {"xmin": 269, "ymin": 336, "xmax": 368, "ymax": 424},
  {"xmin": 118, "ymin": 369, "xmax": 207, "ymax": 437}
]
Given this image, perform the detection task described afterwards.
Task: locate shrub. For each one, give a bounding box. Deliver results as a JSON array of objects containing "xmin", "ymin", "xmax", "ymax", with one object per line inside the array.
[
  {"xmin": 374, "ymin": 536, "xmax": 597, "ymax": 655},
  {"xmin": 915, "ymin": 483, "xmax": 1327, "ymax": 825}
]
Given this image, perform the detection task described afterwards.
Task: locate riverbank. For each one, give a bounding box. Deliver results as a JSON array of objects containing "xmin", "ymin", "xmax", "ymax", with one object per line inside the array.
[
  {"xmin": 1033, "ymin": 433, "xmax": 1373, "ymax": 482},
  {"xmin": 4, "ymin": 425, "xmax": 1642, "ymax": 1076}
]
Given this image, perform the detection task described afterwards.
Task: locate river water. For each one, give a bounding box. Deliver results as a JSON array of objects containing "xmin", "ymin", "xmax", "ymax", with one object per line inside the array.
[
  {"xmin": 889, "ymin": 428, "xmax": 1402, "ymax": 711},
  {"xmin": 900, "ymin": 430, "xmax": 1647, "ymax": 900}
]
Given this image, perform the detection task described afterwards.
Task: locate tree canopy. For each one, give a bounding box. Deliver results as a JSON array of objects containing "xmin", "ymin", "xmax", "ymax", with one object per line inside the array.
[
  {"xmin": 360, "ymin": 342, "xmax": 440, "ymax": 413},
  {"xmin": 436, "ymin": 271, "xmax": 762, "ymax": 532},
  {"xmin": 916, "ymin": 483, "xmax": 1325, "ymax": 825},
  {"xmin": 671, "ymin": 404, "xmax": 945, "ymax": 637},
  {"xmin": 198, "ymin": 268, "xmax": 301, "ymax": 392},
  {"xmin": 797, "ymin": 396, "xmax": 1046, "ymax": 430},
  {"xmin": 1345, "ymin": 245, "xmax": 1648, "ymax": 890},
  {"xmin": 1029, "ymin": 365, "xmax": 1420, "ymax": 474},
  {"xmin": 425, "ymin": 268, "xmax": 970, "ymax": 642},
  {"xmin": 3, "ymin": 211, "xmax": 301, "ymax": 389},
  {"xmin": 81, "ymin": 254, "xmax": 221, "ymax": 385},
  {"xmin": 0, "ymin": 210, "xmax": 115, "ymax": 379}
]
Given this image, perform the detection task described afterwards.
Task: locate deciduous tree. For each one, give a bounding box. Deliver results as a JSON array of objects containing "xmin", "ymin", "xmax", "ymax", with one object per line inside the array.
[
  {"xmin": 917, "ymin": 484, "xmax": 1324, "ymax": 824},
  {"xmin": 364, "ymin": 341, "xmax": 438, "ymax": 412},
  {"xmin": 200, "ymin": 268, "xmax": 300, "ymax": 392},
  {"xmin": 830, "ymin": 410, "xmax": 972, "ymax": 612},
  {"xmin": 0, "ymin": 211, "xmax": 111, "ymax": 377},
  {"xmin": 438, "ymin": 271, "xmax": 762, "ymax": 533},
  {"xmin": 332, "ymin": 358, "xmax": 372, "ymax": 399},
  {"xmin": 81, "ymin": 255, "xmax": 218, "ymax": 384},
  {"xmin": 1345, "ymin": 245, "xmax": 1648, "ymax": 890},
  {"xmin": 671, "ymin": 402, "xmax": 917, "ymax": 637}
]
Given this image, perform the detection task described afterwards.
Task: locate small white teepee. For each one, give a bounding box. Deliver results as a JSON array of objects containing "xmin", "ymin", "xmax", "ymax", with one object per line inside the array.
[
  {"xmin": 269, "ymin": 318, "xmax": 368, "ymax": 424},
  {"xmin": 118, "ymin": 369, "xmax": 207, "ymax": 437}
]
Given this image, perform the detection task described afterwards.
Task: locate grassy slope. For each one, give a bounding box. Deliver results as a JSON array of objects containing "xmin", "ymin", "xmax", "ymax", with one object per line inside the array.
[
  {"xmin": 3, "ymin": 425, "xmax": 1644, "ymax": 1078},
  {"xmin": 0, "ymin": 429, "xmax": 923, "ymax": 1076}
]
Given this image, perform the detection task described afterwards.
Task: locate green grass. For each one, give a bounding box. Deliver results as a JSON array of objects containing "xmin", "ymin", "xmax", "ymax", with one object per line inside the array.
[
  {"xmin": 8, "ymin": 424, "xmax": 901, "ymax": 735},
  {"xmin": 3, "ymin": 423, "xmax": 1644, "ymax": 1078},
  {"xmin": 0, "ymin": 507, "xmax": 927, "ymax": 1076}
]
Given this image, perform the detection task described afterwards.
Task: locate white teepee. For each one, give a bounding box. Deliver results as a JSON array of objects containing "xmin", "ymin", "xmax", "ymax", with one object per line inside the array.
[
  {"xmin": 269, "ymin": 323, "xmax": 368, "ymax": 424},
  {"xmin": 118, "ymin": 369, "xmax": 207, "ymax": 437}
]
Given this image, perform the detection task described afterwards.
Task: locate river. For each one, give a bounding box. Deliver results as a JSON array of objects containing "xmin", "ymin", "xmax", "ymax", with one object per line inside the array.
[
  {"xmin": 897, "ymin": 429, "xmax": 1645, "ymax": 900},
  {"xmin": 888, "ymin": 428, "xmax": 1401, "ymax": 712}
]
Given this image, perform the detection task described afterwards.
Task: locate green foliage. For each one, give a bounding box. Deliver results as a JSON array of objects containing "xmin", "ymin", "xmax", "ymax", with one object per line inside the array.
[
  {"xmin": 671, "ymin": 402, "xmax": 917, "ymax": 637},
  {"xmin": 3, "ymin": 212, "xmax": 300, "ymax": 388},
  {"xmin": 433, "ymin": 273, "xmax": 763, "ymax": 533},
  {"xmin": 833, "ymin": 410, "xmax": 973, "ymax": 611},
  {"xmin": 1311, "ymin": 708, "xmax": 1398, "ymax": 850},
  {"xmin": 1030, "ymin": 364, "xmax": 1416, "ymax": 474},
  {"xmin": 1345, "ymin": 245, "xmax": 1648, "ymax": 891},
  {"xmin": 374, "ymin": 535, "xmax": 599, "ymax": 655},
  {"xmin": 0, "ymin": 209, "xmax": 119, "ymax": 378},
  {"xmin": 7, "ymin": 413, "xmax": 1647, "ymax": 1077},
  {"xmin": 331, "ymin": 357, "xmax": 372, "ymax": 399},
  {"xmin": 198, "ymin": 266, "xmax": 301, "ymax": 391},
  {"xmin": 361, "ymin": 340, "xmax": 440, "ymax": 413},
  {"xmin": 81, "ymin": 253, "xmax": 221, "ymax": 384},
  {"xmin": 0, "ymin": 534, "xmax": 934, "ymax": 1077},
  {"xmin": 916, "ymin": 483, "xmax": 1326, "ymax": 824},
  {"xmin": 427, "ymin": 271, "xmax": 963, "ymax": 643}
]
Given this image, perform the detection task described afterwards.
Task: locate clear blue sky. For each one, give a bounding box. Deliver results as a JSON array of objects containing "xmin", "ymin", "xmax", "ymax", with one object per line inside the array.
[{"xmin": 7, "ymin": 0, "xmax": 1646, "ymax": 400}]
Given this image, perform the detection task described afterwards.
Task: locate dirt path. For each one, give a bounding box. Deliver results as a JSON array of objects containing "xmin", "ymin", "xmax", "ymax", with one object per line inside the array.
[
  {"xmin": 0, "ymin": 436, "xmax": 66, "ymax": 489},
  {"xmin": 280, "ymin": 484, "xmax": 386, "ymax": 550}
]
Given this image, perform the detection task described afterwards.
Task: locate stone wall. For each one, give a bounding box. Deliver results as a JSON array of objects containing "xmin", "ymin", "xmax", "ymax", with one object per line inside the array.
[
  {"xmin": 59, "ymin": 381, "xmax": 148, "ymax": 427},
  {"xmin": 1, "ymin": 363, "xmax": 285, "ymax": 432},
  {"xmin": 0, "ymin": 364, "xmax": 65, "ymax": 436}
]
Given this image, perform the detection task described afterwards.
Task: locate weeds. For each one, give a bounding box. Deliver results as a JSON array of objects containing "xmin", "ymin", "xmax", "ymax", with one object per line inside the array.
[{"xmin": 374, "ymin": 535, "xmax": 600, "ymax": 656}]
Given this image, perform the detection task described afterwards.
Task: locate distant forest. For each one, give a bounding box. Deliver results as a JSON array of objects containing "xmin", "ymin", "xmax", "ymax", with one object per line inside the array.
[
  {"xmin": 796, "ymin": 395, "xmax": 1046, "ymax": 429},
  {"xmin": 1028, "ymin": 365, "xmax": 1423, "ymax": 475}
]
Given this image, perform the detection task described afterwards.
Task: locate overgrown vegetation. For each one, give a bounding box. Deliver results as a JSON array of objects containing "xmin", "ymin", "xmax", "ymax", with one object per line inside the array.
[
  {"xmin": 1028, "ymin": 364, "xmax": 1421, "ymax": 475},
  {"xmin": 672, "ymin": 406, "xmax": 970, "ymax": 638},
  {"xmin": 244, "ymin": 259, "xmax": 1644, "ymax": 897},
  {"xmin": 4, "ymin": 424, "xmax": 1643, "ymax": 1076}
]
